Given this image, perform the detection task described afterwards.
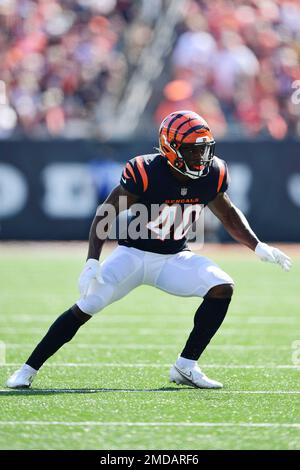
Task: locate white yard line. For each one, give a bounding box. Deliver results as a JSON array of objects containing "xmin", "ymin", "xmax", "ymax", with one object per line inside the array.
[
  {"xmin": 1, "ymin": 315, "xmax": 298, "ymax": 324},
  {"xmin": 0, "ymin": 327, "xmax": 292, "ymax": 336},
  {"xmin": 0, "ymin": 421, "xmax": 299, "ymax": 428},
  {"xmin": 2, "ymin": 363, "xmax": 300, "ymax": 369},
  {"xmin": 1, "ymin": 389, "xmax": 300, "ymax": 395},
  {"xmin": 4, "ymin": 343, "xmax": 292, "ymax": 350}
]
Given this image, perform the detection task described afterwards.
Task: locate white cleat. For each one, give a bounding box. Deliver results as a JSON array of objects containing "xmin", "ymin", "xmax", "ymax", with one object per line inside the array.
[
  {"xmin": 6, "ymin": 364, "xmax": 37, "ymax": 389},
  {"xmin": 170, "ymin": 364, "xmax": 223, "ymax": 389}
]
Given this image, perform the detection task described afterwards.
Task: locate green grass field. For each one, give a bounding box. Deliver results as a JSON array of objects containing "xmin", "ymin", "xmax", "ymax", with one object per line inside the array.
[{"xmin": 0, "ymin": 243, "xmax": 299, "ymax": 450}]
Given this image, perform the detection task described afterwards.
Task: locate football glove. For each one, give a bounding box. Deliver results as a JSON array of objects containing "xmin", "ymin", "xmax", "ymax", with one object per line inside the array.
[
  {"xmin": 78, "ymin": 259, "xmax": 104, "ymax": 297},
  {"xmin": 255, "ymin": 242, "xmax": 292, "ymax": 272}
]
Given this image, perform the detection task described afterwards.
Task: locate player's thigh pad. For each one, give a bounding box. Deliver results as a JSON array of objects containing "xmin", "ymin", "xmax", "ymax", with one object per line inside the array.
[
  {"xmin": 154, "ymin": 250, "xmax": 234, "ymax": 297},
  {"xmin": 76, "ymin": 246, "xmax": 144, "ymax": 315}
]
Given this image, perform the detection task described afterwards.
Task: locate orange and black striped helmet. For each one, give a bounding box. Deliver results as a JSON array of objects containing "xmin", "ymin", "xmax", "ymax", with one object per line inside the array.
[{"xmin": 159, "ymin": 110, "xmax": 215, "ymax": 179}]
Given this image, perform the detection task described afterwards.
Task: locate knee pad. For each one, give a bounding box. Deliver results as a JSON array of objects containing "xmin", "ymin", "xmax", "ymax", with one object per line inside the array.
[
  {"xmin": 208, "ymin": 266, "xmax": 234, "ymax": 286},
  {"xmin": 76, "ymin": 282, "xmax": 114, "ymax": 315}
]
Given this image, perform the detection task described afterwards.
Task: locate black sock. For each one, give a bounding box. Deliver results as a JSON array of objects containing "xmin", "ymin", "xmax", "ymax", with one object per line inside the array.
[
  {"xmin": 26, "ymin": 308, "xmax": 86, "ymax": 370},
  {"xmin": 181, "ymin": 297, "xmax": 231, "ymax": 361}
]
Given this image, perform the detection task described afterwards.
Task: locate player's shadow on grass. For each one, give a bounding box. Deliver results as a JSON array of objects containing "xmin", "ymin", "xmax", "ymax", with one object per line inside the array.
[{"xmin": 0, "ymin": 386, "xmax": 199, "ymax": 396}]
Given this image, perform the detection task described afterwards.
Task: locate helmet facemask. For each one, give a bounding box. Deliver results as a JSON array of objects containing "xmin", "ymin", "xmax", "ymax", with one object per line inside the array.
[
  {"xmin": 158, "ymin": 110, "xmax": 216, "ymax": 179},
  {"xmin": 172, "ymin": 140, "xmax": 215, "ymax": 179}
]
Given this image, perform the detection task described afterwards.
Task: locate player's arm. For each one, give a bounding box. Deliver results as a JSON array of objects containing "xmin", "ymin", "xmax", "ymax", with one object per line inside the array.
[
  {"xmin": 78, "ymin": 185, "xmax": 139, "ymax": 296},
  {"xmin": 208, "ymin": 192, "xmax": 291, "ymax": 271},
  {"xmin": 208, "ymin": 192, "xmax": 258, "ymax": 250},
  {"xmin": 87, "ymin": 184, "xmax": 139, "ymax": 260}
]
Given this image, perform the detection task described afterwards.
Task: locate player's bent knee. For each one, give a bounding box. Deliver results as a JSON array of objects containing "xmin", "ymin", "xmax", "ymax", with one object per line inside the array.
[
  {"xmin": 76, "ymin": 293, "xmax": 112, "ymax": 316},
  {"xmin": 71, "ymin": 304, "xmax": 92, "ymax": 323},
  {"xmin": 76, "ymin": 281, "xmax": 115, "ymax": 316},
  {"xmin": 205, "ymin": 283, "xmax": 234, "ymax": 299}
]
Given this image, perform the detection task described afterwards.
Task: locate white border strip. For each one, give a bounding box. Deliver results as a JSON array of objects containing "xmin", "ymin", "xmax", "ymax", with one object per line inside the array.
[
  {"xmin": 1, "ymin": 389, "xmax": 300, "ymax": 394},
  {"xmin": 2, "ymin": 363, "xmax": 300, "ymax": 369},
  {"xmin": 1, "ymin": 315, "xmax": 297, "ymax": 323},
  {"xmin": 0, "ymin": 421, "xmax": 299, "ymax": 428},
  {"xmin": 0, "ymin": 328, "xmax": 293, "ymax": 336},
  {"xmin": 3, "ymin": 344, "xmax": 292, "ymax": 350}
]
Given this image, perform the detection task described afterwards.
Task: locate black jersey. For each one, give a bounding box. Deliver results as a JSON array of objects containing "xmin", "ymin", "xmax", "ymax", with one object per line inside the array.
[{"xmin": 118, "ymin": 153, "xmax": 229, "ymax": 254}]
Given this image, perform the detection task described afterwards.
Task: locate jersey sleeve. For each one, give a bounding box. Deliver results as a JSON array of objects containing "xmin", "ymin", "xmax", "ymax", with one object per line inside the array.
[
  {"xmin": 120, "ymin": 156, "xmax": 149, "ymax": 195},
  {"xmin": 215, "ymin": 158, "xmax": 230, "ymax": 193}
]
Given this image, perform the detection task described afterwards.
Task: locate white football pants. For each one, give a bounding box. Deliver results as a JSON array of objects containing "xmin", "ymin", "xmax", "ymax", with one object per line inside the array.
[{"xmin": 76, "ymin": 245, "xmax": 234, "ymax": 315}]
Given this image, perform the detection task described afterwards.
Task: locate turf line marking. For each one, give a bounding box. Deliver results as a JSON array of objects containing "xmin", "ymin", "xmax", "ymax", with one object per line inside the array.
[
  {"xmin": 4, "ymin": 344, "xmax": 292, "ymax": 351},
  {"xmin": 0, "ymin": 421, "xmax": 300, "ymax": 428},
  {"xmin": 0, "ymin": 327, "xmax": 292, "ymax": 336},
  {"xmin": 1, "ymin": 389, "xmax": 300, "ymax": 395},
  {"xmin": 2, "ymin": 315, "xmax": 298, "ymax": 323},
  {"xmin": 2, "ymin": 363, "xmax": 300, "ymax": 369}
]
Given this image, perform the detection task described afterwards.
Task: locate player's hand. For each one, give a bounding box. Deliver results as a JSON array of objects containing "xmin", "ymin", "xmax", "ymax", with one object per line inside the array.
[
  {"xmin": 78, "ymin": 259, "xmax": 104, "ymax": 297},
  {"xmin": 255, "ymin": 242, "xmax": 292, "ymax": 272}
]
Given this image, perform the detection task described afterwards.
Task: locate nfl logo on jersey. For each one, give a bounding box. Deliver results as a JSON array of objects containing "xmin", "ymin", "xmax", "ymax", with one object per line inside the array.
[{"xmin": 181, "ymin": 187, "xmax": 188, "ymax": 196}]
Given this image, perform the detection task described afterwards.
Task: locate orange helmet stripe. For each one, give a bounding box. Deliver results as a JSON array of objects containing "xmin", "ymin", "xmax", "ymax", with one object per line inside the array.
[
  {"xmin": 173, "ymin": 117, "xmax": 198, "ymax": 141},
  {"xmin": 180, "ymin": 124, "xmax": 209, "ymax": 144},
  {"xmin": 162, "ymin": 112, "xmax": 211, "ymax": 147},
  {"xmin": 136, "ymin": 157, "xmax": 148, "ymax": 192},
  {"xmin": 123, "ymin": 167, "xmax": 130, "ymax": 178},
  {"xmin": 166, "ymin": 112, "xmax": 191, "ymax": 140}
]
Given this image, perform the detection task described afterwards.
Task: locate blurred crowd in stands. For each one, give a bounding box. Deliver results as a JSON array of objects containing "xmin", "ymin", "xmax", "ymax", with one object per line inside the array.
[
  {"xmin": 157, "ymin": 0, "xmax": 300, "ymax": 139},
  {"xmin": 1, "ymin": 0, "xmax": 300, "ymax": 140},
  {"xmin": 0, "ymin": 0, "xmax": 157, "ymax": 138}
]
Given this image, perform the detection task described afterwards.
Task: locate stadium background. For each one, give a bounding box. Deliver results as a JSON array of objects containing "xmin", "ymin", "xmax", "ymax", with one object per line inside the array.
[
  {"xmin": 1, "ymin": 0, "xmax": 300, "ymax": 452},
  {"xmin": 0, "ymin": 0, "xmax": 300, "ymax": 242}
]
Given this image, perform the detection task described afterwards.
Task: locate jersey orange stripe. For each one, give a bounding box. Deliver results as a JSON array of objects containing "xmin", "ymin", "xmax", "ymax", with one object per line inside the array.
[
  {"xmin": 216, "ymin": 159, "xmax": 226, "ymax": 192},
  {"xmin": 136, "ymin": 156, "xmax": 148, "ymax": 192},
  {"xmin": 123, "ymin": 167, "xmax": 130, "ymax": 179},
  {"xmin": 126, "ymin": 162, "xmax": 137, "ymax": 182}
]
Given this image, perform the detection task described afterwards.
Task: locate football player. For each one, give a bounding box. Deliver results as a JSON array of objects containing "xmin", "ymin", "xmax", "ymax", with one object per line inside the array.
[{"xmin": 6, "ymin": 110, "xmax": 291, "ymax": 389}]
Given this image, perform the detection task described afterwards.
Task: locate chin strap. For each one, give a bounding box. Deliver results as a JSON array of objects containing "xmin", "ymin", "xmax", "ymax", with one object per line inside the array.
[{"xmin": 170, "ymin": 156, "xmax": 212, "ymax": 179}]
